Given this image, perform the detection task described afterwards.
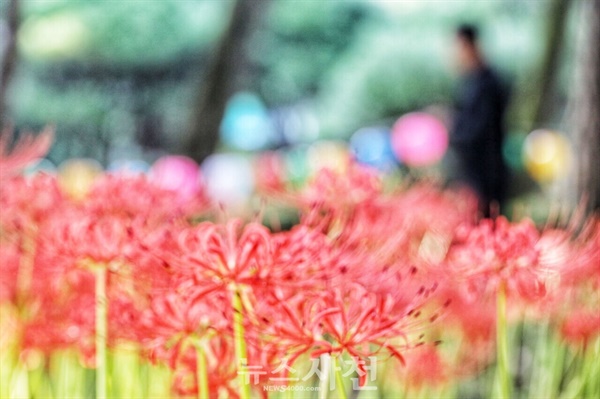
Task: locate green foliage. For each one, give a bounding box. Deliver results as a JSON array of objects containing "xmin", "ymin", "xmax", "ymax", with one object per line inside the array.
[
  {"xmin": 18, "ymin": 0, "xmax": 226, "ymax": 66},
  {"xmin": 5, "ymin": 0, "xmax": 560, "ymax": 163}
]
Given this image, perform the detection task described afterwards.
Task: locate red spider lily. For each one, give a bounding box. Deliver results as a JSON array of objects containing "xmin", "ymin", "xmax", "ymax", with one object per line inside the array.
[
  {"xmin": 29, "ymin": 203, "xmax": 180, "ymax": 362},
  {"xmin": 0, "ymin": 242, "xmax": 19, "ymax": 303},
  {"xmin": 398, "ymin": 345, "xmax": 448, "ymax": 390},
  {"xmin": 46, "ymin": 211, "xmax": 138, "ymax": 265},
  {"xmin": 0, "ymin": 174, "xmax": 70, "ymax": 308},
  {"xmin": 301, "ymin": 163, "xmax": 383, "ymax": 210},
  {"xmin": 296, "ymin": 179, "xmax": 476, "ymax": 274},
  {"xmin": 265, "ymin": 162, "xmax": 383, "ymax": 220},
  {"xmin": 0, "ymin": 127, "xmax": 53, "ymax": 179},
  {"xmin": 542, "ymin": 221, "xmax": 600, "ymax": 350},
  {"xmin": 170, "ymin": 336, "xmax": 239, "ymax": 399},
  {"xmin": 270, "ymin": 160, "xmax": 476, "ymax": 246},
  {"xmin": 256, "ymin": 279, "xmax": 443, "ymax": 387},
  {"xmin": 36, "ymin": 217, "xmax": 139, "ymax": 296},
  {"xmin": 138, "ymin": 281, "xmax": 241, "ymax": 398},
  {"xmin": 445, "ymin": 216, "xmax": 553, "ymax": 301},
  {"xmin": 556, "ymin": 217, "xmax": 600, "ymax": 288},
  {"xmin": 85, "ymin": 174, "xmax": 210, "ymax": 222},
  {"xmin": 172, "ymin": 219, "xmax": 273, "ymax": 295},
  {"xmin": 21, "ymin": 238, "xmax": 166, "ymax": 360},
  {"xmin": 0, "ymin": 174, "xmax": 66, "ymax": 234},
  {"xmin": 442, "ymin": 285, "xmax": 496, "ymax": 344},
  {"xmin": 22, "ymin": 268, "xmax": 96, "ymax": 363},
  {"xmin": 561, "ymin": 310, "xmax": 600, "ymax": 346},
  {"xmin": 262, "ymin": 223, "xmax": 340, "ymax": 296},
  {"xmin": 140, "ymin": 290, "xmax": 231, "ymax": 368},
  {"xmin": 254, "ymin": 151, "xmax": 286, "ymax": 194}
]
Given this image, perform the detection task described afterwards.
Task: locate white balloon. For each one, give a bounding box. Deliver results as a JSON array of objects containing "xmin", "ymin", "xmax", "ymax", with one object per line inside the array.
[{"xmin": 201, "ymin": 153, "xmax": 255, "ymax": 207}]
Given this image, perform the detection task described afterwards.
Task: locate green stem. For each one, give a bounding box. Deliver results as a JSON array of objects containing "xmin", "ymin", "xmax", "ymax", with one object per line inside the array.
[
  {"xmin": 588, "ymin": 338, "xmax": 600, "ymax": 397},
  {"xmin": 528, "ymin": 321, "xmax": 544, "ymax": 396},
  {"xmin": 95, "ymin": 266, "xmax": 107, "ymax": 399},
  {"xmin": 333, "ymin": 356, "xmax": 347, "ymax": 399},
  {"xmin": 572, "ymin": 341, "xmax": 598, "ymax": 399},
  {"xmin": 496, "ymin": 283, "xmax": 511, "ymax": 399},
  {"xmin": 284, "ymin": 381, "xmax": 293, "ymax": 399},
  {"xmin": 195, "ymin": 341, "xmax": 209, "ymax": 399},
  {"xmin": 232, "ymin": 287, "xmax": 251, "ymax": 399},
  {"xmin": 549, "ymin": 334, "xmax": 566, "ymax": 398},
  {"xmin": 318, "ymin": 354, "xmax": 331, "ymax": 399}
]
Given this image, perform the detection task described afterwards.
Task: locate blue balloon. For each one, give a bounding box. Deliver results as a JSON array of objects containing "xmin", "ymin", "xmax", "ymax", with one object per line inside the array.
[
  {"xmin": 220, "ymin": 92, "xmax": 276, "ymax": 151},
  {"xmin": 350, "ymin": 127, "xmax": 397, "ymax": 170},
  {"xmin": 107, "ymin": 159, "xmax": 150, "ymax": 175}
]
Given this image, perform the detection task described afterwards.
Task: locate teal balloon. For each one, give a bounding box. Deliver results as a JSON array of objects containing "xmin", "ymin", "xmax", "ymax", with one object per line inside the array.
[
  {"xmin": 503, "ymin": 132, "xmax": 526, "ymax": 171},
  {"xmin": 284, "ymin": 145, "xmax": 309, "ymax": 187},
  {"xmin": 220, "ymin": 92, "xmax": 276, "ymax": 151}
]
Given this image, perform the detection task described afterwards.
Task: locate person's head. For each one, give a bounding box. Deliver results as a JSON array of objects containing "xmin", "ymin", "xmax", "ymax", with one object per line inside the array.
[{"xmin": 455, "ymin": 24, "xmax": 483, "ymax": 73}]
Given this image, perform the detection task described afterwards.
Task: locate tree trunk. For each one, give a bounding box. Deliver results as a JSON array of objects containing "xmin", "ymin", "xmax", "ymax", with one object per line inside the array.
[
  {"xmin": 182, "ymin": 0, "xmax": 270, "ymax": 163},
  {"xmin": 0, "ymin": 0, "xmax": 20, "ymax": 129},
  {"xmin": 530, "ymin": 0, "xmax": 572, "ymax": 127},
  {"xmin": 570, "ymin": 0, "xmax": 600, "ymax": 214},
  {"xmin": 511, "ymin": 0, "xmax": 571, "ymax": 131}
]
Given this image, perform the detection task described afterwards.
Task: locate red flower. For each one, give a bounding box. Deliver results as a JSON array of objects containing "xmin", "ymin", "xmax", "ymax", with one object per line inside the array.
[
  {"xmin": 0, "ymin": 127, "xmax": 53, "ymax": 179},
  {"xmin": 170, "ymin": 336, "xmax": 238, "ymax": 399},
  {"xmin": 173, "ymin": 219, "xmax": 273, "ymax": 294},
  {"xmin": 84, "ymin": 174, "xmax": 209, "ymax": 222},
  {"xmin": 301, "ymin": 163, "xmax": 383, "ymax": 210},
  {"xmin": 445, "ymin": 216, "xmax": 550, "ymax": 301},
  {"xmin": 556, "ymin": 218, "xmax": 600, "ymax": 288},
  {"xmin": 256, "ymin": 279, "xmax": 444, "ymax": 386},
  {"xmin": 22, "ymin": 268, "xmax": 96, "ymax": 362},
  {"xmin": 400, "ymin": 345, "xmax": 448, "ymax": 389},
  {"xmin": 0, "ymin": 174, "xmax": 66, "ymax": 235},
  {"xmin": 141, "ymin": 293, "xmax": 228, "ymax": 362},
  {"xmin": 0, "ymin": 242, "xmax": 20, "ymax": 303},
  {"xmin": 254, "ymin": 151, "xmax": 286, "ymax": 194},
  {"xmin": 561, "ymin": 310, "xmax": 600, "ymax": 346},
  {"xmin": 47, "ymin": 212, "xmax": 137, "ymax": 265}
]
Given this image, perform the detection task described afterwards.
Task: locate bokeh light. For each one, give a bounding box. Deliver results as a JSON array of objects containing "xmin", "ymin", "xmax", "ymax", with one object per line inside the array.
[
  {"xmin": 201, "ymin": 153, "xmax": 255, "ymax": 208},
  {"xmin": 523, "ymin": 129, "xmax": 572, "ymax": 183},
  {"xmin": 57, "ymin": 158, "xmax": 103, "ymax": 200},
  {"xmin": 107, "ymin": 159, "xmax": 150, "ymax": 175},
  {"xmin": 307, "ymin": 140, "xmax": 350, "ymax": 176},
  {"xmin": 220, "ymin": 92, "xmax": 276, "ymax": 151},
  {"xmin": 391, "ymin": 112, "xmax": 448, "ymax": 167},
  {"xmin": 149, "ymin": 155, "xmax": 202, "ymax": 200},
  {"xmin": 502, "ymin": 132, "xmax": 527, "ymax": 171},
  {"xmin": 18, "ymin": 12, "xmax": 89, "ymax": 59},
  {"xmin": 350, "ymin": 126, "xmax": 397, "ymax": 171},
  {"xmin": 283, "ymin": 145, "xmax": 310, "ymax": 186}
]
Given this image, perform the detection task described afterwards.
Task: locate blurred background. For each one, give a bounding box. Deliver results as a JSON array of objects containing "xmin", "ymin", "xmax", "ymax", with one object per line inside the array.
[{"xmin": 1, "ymin": 0, "xmax": 598, "ymax": 217}]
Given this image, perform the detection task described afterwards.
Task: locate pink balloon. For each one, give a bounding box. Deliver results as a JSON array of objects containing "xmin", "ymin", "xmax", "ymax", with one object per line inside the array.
[
  {"xmin": 391, "ymin": 113, "xmax": 449, "ymax": 167},
  {"xmin": 149, "ymin": 155, "xmax": 201, "ymax": 199}
]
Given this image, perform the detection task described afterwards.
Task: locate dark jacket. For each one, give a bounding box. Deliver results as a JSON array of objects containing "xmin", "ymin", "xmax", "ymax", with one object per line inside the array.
[{"xmin": 451, "ymin": 65, "xmax": 508, "ymax": 208}]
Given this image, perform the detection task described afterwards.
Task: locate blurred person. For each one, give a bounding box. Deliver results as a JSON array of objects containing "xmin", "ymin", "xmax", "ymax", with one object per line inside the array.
[{"xmin": 449, "ymin": 24, "xmax": 509, "ymax": 218}]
